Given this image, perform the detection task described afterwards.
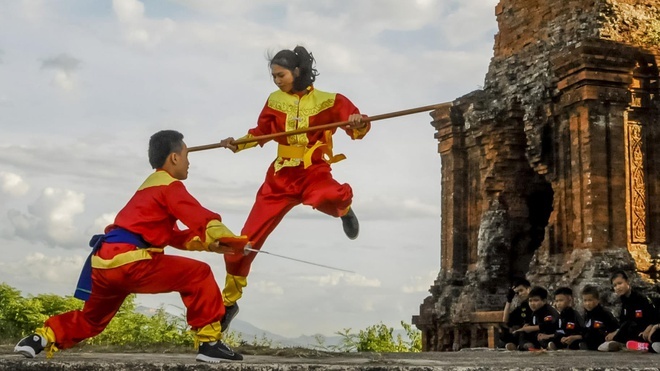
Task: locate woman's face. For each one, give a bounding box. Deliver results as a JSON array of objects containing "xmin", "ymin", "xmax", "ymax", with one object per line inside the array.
[{"xmin": 271, "ymin": 64, "xmax": 296, "ymax": 93}]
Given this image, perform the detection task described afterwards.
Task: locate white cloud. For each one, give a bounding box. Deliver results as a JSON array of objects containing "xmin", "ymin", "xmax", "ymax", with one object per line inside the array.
[
  {"xmin": 86, "ymin": 213, "xmax": 117, "ymax": 236},
  {"xmin": 113, "ymin": 0, "xmax": 176, "ymax": 48},
  {"xmin": 440, "ymin": 0, "xmax": 499, "ymax": 47},
  {"xmin": 19, "ymin": 0, "xmax": 48, "ymax": 23},
  {"xmin": 40, "ymin": 53, "xmax": 82, "ymax": 91},
  {"xmin": 300, "ymin": 272, "xmax": 381, "ymax": 288},
  {"xmin": 8, "ymin": 187, "xmax": 86, "ymax": 248},
  {"xmin": 250, "ymin": 280, "xmax": 284, "ymax": 295},
  {"xmin": 0, "ymin": 142, "xmax": 146, "ymax": 185},
  {"xmin": 0, "ymin": 252, "xmax": 85, "ymax": 284},
  {"xmin": 113, "ymin": 0, "xmax": 145, "ymax": 23},
  {"xmin": 356, "ymin": 197, "xmax": 441, "ymax": 221},
  {"xmin": 0, "ymin": 172, "xmax": 30, "ymax": 196},
  {"xmin": 401, "ymin": 270, "xmax": 438, "ymax": 293}
]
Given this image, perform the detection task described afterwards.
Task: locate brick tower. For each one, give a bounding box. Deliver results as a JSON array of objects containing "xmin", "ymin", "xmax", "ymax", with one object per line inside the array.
[{"xmin": 413, "ymin": 0, "xmax": 660, "ymax": 351}]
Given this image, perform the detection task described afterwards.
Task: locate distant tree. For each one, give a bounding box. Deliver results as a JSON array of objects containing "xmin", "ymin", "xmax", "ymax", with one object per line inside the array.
[
  {"xmin": 326, "ymin": 322, "xmax": 421, "ymax": 353},
  {"xmin": 1, "ymin": 282, "xmax": 422, "ymax": 352},
  {"xmin": 315, "ymin": 328, "xmax": 359, "ymax": 352},
  {"xmin": 0, "ymin": 283, "xmax": 35, "ymax": 338},
  {"xmin": 0, "ymin": 284, "xmax": 83, "ymax": 339},
  {"xmin": 0, "ymin": 283, "xmax": 241, "ymax": 349}
]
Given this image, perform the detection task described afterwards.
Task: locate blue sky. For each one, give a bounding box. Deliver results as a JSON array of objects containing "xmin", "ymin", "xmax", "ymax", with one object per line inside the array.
[{"xmin": 0, "ymin": 0, "xmax": 498, "ymax": 338}]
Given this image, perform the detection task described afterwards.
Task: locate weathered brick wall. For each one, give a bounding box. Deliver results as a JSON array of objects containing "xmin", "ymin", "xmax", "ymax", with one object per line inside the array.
[{"xmin": 414, "ymin": 0, "xmax": 660, "ymax": 351}]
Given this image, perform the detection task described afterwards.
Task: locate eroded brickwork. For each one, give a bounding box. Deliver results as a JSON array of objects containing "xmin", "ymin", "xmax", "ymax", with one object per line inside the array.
[{"xmin": 414, "ymin": 0, "xmax": 660, "ymax": 351}]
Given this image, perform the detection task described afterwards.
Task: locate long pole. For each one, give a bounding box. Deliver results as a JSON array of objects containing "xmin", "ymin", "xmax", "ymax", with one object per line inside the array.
[{"xmin": 188, "ymin": 101, "xmax": 452, "ymax": 153}]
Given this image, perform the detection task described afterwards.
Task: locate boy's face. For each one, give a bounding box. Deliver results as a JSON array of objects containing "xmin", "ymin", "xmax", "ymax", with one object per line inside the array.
[
  {"xmin": 612, "ymin": 276, "xmax": 630, "ymax": 297},
  {"xmin": 514, "ymin": 285, "xmax": 531, "ymax": 300},
  {"xmin": 582, "ymin": 294, "xmax": 599, "ymax": 311},
  {"xmin": 554, "ymin": 294, "xmax": 572, "ymax": 312},
  {"xmin": 170, "ymin": 142, "xmax": 190, "ymax": 180},
  {"xmin": 528, "ymin": 296, "xmax": 545, "ymax": 311}
]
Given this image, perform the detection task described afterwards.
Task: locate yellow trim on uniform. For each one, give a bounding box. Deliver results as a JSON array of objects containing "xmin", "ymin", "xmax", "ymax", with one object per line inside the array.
[
  {"xmin": 351, "ymin": 124, "xmax": 369, "ymax": 139},
  {"xmin": 35, "ymin": 326, "xmax": 58, "ymax": 359},
  {"xmin": 235, "ymin": 134, "xmax": 259, "ymax": 152},
  {"xmin": 90, "ymin": 248, "xmax": 163, "ymax": 269},
  {"xmin": 277, "ymin": 130, "xmax": 346, "ymax": 169},
  {"xmin": 266, "ymin": 89, "xmax": 337, "ymax": 172},
  {"xmin": 186, "ymin": 220, "xmax": 244, "ymax": 252},
  {"xmin": 205, "ymin": 220, "xmax": 240, "ymax": 243},
  {"xmin": 194, "ymin": 321, "xmax": 222, "ymax": 348},
  {"xmin": 277, "ymin": 144, "xmax": 306, "ymax": 159},
  {"xmin": 137, "ymin": 170, "xmax": 178, "ymax": 191},
  {"xmin": 223, "ymin": 273, "xmax": 247, "ymax": 306}
]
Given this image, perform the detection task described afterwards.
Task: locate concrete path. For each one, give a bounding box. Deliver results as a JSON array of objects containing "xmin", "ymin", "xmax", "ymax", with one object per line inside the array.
[{"xmin": 2, "ymin": 346, "xmax": 660, "ymax": 370}]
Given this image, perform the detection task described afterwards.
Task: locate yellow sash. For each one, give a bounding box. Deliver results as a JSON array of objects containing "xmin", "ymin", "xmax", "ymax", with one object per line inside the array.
[{"xmin": 277, "ymin": 130, "xmax": 346, "ymax": 169}]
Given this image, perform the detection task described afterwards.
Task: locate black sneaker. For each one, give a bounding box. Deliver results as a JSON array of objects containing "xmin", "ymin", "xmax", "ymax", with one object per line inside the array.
[
  {"xmin": 14, "ymin": 334, "xmax": 45, "ymax": 358},
  {"xmin": 196, "ymin": 341, "xmax": 243, "ymax": 362},
  {"xmin": 341, "ymin": 208, "xmax": 359, "ymax": 240},
  {"xmin": 220, "ymin": 304, "xmax": 239, "ymax": 333}
]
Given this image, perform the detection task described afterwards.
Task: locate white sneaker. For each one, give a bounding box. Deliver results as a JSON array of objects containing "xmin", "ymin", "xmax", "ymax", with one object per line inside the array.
[
  {"xmin": 597, "ymin": 341, "xmax": 622, "ymax": 352},
  {"xmin": 651, "ymin": 342, "xmax": 660, "ymax": 353}
]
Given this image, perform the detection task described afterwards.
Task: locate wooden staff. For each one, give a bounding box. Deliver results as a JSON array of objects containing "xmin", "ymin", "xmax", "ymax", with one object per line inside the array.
[{"xmin": 188, "ymin": 101, "xmax": 453, "ymax": 153}]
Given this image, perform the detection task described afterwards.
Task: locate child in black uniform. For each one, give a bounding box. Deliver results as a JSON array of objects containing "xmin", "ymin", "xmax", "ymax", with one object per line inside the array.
[
  {"xmin": 542, "ymin": 287, "xmax": 584, "ymax": 350},
  {"xmin": 599, "ymin": 271, "xmax": 657, "ymax": 352},
  {"xmin": 500, "ymin": 278, "xmax": 533, "ymax": 350},
  {"xmin": 512, "ymin": 286, "xmax": 559, "ymax": 350},
  {"xmin": 579, "ymin": 285, "xmax": 619, "ymax": 350}
]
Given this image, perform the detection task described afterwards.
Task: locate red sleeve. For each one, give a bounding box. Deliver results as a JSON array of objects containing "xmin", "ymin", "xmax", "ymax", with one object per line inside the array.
[
  {"xmin": 162, "ymin": 181, "xmax": 221, "ymax": 249},
  {"xmin": 247, "ymin": 101, "xmax": 279, "ymax": 146},
  {"xmin": 168, "ymin": 225, "xmax": 195, "ymax": 251},
  {"xmin": 334, "ymin": 94, "xmax": 371, "ymax": 139}
]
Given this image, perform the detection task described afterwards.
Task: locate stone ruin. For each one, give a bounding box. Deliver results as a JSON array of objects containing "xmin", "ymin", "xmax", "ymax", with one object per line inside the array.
[{"xmin": 413, "ymin": 0, "xmax": 660, "ymax": 351}]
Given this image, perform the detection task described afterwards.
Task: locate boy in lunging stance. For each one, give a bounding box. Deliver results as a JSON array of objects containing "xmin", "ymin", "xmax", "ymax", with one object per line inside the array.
[{"xmin": 14, "ymin": 130, "xmax": 246, "ymax": 363}]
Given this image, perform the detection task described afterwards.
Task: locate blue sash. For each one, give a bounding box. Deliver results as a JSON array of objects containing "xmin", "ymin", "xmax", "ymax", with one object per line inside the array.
[{"xmin": 74, "ymin": 228, "xmax": 149, "ymax": 301}]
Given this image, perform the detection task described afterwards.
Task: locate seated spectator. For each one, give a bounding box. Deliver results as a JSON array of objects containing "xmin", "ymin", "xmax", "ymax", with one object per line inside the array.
[{"xmin": 511, "ymin": 286, "xmax": 558, "ymax": 351}]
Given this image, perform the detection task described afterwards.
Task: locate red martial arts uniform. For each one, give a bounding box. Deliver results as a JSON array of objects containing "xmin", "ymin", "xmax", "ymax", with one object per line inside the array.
[
  {"xmin": 45, "ymin": 170, "xmax": 236, "ymax": 350},
  {"xmin": 223, "ymin": 87, "xmax": 370, "ymax": 305}
]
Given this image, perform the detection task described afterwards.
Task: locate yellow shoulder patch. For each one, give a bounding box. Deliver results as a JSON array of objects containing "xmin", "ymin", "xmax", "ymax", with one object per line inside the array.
[{"xmin": 137, "ymin": 171, "xmax": 178, "ymax": 191}]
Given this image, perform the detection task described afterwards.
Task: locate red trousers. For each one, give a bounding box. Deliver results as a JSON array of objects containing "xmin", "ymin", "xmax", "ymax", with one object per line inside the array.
[
  {"xmin": 46, "ymin": 253, "xmax": 224, "ymax": 349},
  {"xmin": 225, "ymin": 162, "xmax": 352, "ymax": 277}
]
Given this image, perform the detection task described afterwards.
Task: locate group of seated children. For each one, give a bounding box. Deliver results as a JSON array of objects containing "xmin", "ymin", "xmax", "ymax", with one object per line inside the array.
[{"xmin": 500, "ymin": 271, "xmax": 660, "ymax": 352}]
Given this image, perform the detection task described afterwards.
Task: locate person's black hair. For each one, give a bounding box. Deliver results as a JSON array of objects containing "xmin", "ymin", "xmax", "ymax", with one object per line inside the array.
[
  {"xmin": 528, "ymin": 286, "xmax": 548, "ymax": 300},
  {"xmin": 610, "ymin": 270, "xmax": 629, "ymax": 283},
  {"xmin": 269, "ymin": 45, "xmax": 319, "ymax": 92},
  {"xmin": 512, "ymin": 277, "xmax": 531, "ymax": 288},
  {"xmin": 581, "ymin": 285, "xmax": 600, "ymax": 300},
  {"xmin": 554, "ymin": 286, "xmax": 573, "ymax": 297},
  {"xmin": 148, "ymin": 130, "xmax": 184, "ymax": 169}
]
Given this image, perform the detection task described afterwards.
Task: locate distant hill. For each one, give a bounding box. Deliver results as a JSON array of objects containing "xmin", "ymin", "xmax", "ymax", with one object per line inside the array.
[
  {"xmin": 229, "ymin": 319, "xmax": 343, "ymax": 348},
  {"xmin": 135, "ymin": 305, "xmax": 409, "ymax": 349}
]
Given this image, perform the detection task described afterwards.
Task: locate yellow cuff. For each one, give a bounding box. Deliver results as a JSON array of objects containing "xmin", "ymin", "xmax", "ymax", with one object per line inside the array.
[
  {"xmin": 35, "ymin": 327, "xmax": 58, "ymax": 359},
  {"xmin": 206, "ymin": 220, "xmax": 240, "ymax": 243},
  {"xmin": 193, "ymin": 321, "xmax": 222, "ymax": 349},
  {"xmin": 223, "ymin": 274, "xmax": 247, "ymax": 306},
  {"xmin": 236, "ymin": 134, "xmax": 259, "ymax": 152},
  {"xmin": 185, "ymin": 220, "xmax": 241, "ymax": 251},
  {"xmin": 351, "ymin": 125, "xmax": 369, "ymax": 139}
]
